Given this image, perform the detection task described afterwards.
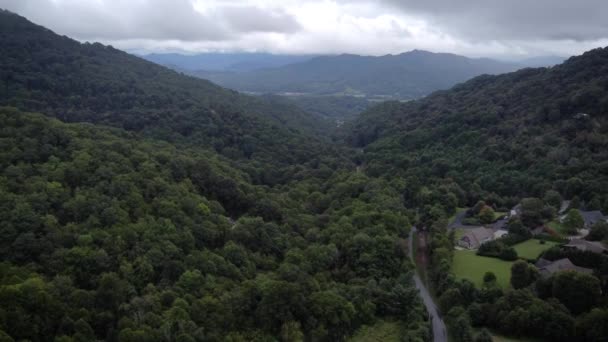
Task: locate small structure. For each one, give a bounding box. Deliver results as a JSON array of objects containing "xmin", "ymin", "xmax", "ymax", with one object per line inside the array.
[
  {"xmin": 535, "ymin": 258, "xmax": 593, "ymax": 278},
  {"xmin": 531, "ymin": 226, "xmax": 545, "ymax": 235},
  {"xmin": 457, "ymin": 227, "xmax": 494, "ymax": 250},
  {"xmin": 558, "ymin": 200, "xmax": 570, "ymax": 215},
  {"xmin": 563, "ymin": 239, "xmax": 608, "ymax": 254},
  {"xmin": 509, "ymin": 204, "xmax": 522, "ymax": 218}
]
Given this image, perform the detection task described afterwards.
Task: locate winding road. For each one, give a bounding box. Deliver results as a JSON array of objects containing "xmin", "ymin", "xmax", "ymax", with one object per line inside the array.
[{"xmin": 409, "ymin": 227, "xmax": 448, "ymax": 342}]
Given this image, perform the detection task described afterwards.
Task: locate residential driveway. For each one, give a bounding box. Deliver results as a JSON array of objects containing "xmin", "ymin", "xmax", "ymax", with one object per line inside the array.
[
  {"xmin": 409, "ymin": 228, "xmax": 448, "ymax": 342},
  {"xmin": 448, "ymin": 210, "xmax": 467, "ymax": 229}
]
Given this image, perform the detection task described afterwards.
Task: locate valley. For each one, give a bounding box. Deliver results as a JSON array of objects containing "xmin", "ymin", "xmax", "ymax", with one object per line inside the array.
[{"xmin": 0, "ymin": 6, "xmax": 608, "ymax": 342}]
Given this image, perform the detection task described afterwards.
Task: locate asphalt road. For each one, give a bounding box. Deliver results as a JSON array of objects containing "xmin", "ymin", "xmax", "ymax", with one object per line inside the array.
[{"xmin": 409, "ymin": 227, "xmax": 448, "ymax": 342}]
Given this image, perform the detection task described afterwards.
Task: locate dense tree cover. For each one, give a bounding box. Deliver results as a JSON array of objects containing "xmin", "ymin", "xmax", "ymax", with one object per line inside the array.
[
  {"xmin": 0, "ymin": 10, "xmax": 344, "ymax": 182},
  {"xmin": 261, "ymin": 95, "xmax": 371, "ymax": 123},
  {"xmin": 350, "ymin": 47, "xmax": 608, "ymax": 212},
  {"xmin": 0, "ymin": 107, "xmax": 429, "ymax": 341},
  {"xmin": 347, "ymin": 46, "xmax": 608, "ymax": 341}
]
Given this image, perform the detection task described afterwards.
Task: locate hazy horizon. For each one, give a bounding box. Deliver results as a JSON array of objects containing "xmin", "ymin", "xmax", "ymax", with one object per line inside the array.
[{"xmin": 1, "ymin": 0, "xmax": 607, "ymax": 59}]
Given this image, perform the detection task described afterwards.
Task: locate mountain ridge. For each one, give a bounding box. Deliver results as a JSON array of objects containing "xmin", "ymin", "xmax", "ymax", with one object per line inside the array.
[{"xmin": 186, "ymin": 49, "xmax": 523, "ymax": 99}]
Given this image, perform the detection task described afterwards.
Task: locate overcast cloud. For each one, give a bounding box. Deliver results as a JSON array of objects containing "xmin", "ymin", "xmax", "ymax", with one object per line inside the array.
[{"xmin": 1, "ymin": 0, "xmax": 607, "ymax": 58}]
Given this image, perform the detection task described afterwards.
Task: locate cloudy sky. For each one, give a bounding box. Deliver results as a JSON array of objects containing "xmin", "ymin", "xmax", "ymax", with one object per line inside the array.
[{"xmin": 2, "ymin": 0, "xmax": 608, "ymax": 58}]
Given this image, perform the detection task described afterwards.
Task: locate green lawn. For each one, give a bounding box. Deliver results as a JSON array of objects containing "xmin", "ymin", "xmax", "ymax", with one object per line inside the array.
[
  {"xmin": 453, "ymin": 250, "xmax": 513, "ymax": 288},
  {"xmin": 494, "ymin": 211, "xmax": 508, "ymax": 220},
  {"xmin": 547, "ymin": 220, "xmax": 567, "ymax": 235},
  {"xmin": 349, "ymin": 320, "xmax": 402, "ymax": 342},
  {"xmin": 513, "ymin": 239, "xmax": 560, "ymax": 260}
]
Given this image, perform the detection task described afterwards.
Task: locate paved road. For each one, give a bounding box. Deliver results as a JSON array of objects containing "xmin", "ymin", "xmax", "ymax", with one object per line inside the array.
[{"xmin": 409, "ymin": 228, "xmax": 448, "ymax": 342}]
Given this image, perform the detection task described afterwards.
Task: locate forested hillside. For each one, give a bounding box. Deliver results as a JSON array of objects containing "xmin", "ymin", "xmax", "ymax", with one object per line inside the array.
[
  {"xmin": 351, "ymin": 47, "xmax": 608, "ymax": 212},
  {"xmin": 0, "ymin": 10, "xmax": 430, "ymax": 342},
  {"xmin": 0, "ymin": 107, "xmax": 430, "ymax": 341},
  {"xmin": 348, "ymin": 46, "xmax": 608, "ymax": 342},
  {"xmin": 0, "ymin": 9, "xmax": 337, "ymax": 177},
  {"xmin": 189, "ymin": 50, "xmax": 519, "ymax": 99}
]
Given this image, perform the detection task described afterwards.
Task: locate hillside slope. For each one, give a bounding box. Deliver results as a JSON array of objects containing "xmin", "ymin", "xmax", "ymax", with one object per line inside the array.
[
  {"xmin": 190, "ymin": 50, "xmax": 520, "ymax": 99},
  {"xmin": 0, "ymin": 10, "xmax": 334, "ymax": 171},
  {"xmin": 0, "ymin": 10, "xmax": 429, "ymax": 342},
  {"xmin": 350, "ymin": 47, "xmax": 608, "ymax": 211}
]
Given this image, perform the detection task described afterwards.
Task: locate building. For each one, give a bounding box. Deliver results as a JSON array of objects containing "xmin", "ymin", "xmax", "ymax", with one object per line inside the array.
[
  {"xmin": 580, "ymin": 211, "xmax": 607, "ymax": 228},
  {"xmin": 563, "ymin": 239, "xmax": 608, "ymax": 254},
  {"xmin": 535, "ymin": 258, "xmax": 593, "ymax": 278},
  {"xmin": 457, "ymin": 227, "xmax": 495, "ymax": 250},
  {"xmin": 560, "ymin": 210, "xmax": 606, "ymax": 229},
  {"xmin": 509, "ymin": 204, "xmax": 522, "ymax": 218}
]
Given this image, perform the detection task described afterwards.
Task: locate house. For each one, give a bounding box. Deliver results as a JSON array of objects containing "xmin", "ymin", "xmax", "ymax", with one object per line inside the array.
[
  {"xmin": 458, "ymin": 227, "xmax": 495, "ymax": 250},
  {"xmin": 560, "ymin": 210, "xmax": 607, "ymax": 229},
  {"xmin": 563, "ymin": 239, "xmax": 608, "ymax": 254},
  {"xmin": 580, "ymin": 211, "xmax": 607, "ymax": 228},
  {"xmin": 509, "ymin": 204, "xmax": 522, "ymax": 218},
  {"xmin": 531, "ymin": 226, "xmax": 545, "ymax": 235},
  {"xmin": 535, "ymin": 258, "xmax": 593, "ymax": 278}
]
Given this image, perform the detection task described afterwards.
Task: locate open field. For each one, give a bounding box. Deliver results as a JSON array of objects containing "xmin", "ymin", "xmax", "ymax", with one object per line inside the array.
[
  {"xmin": 349, "ymin": 320, "xmax": 402, "ymax": 342},
  {"xmin": 452, "ymin": 250, "xmax": 513, "ymax": 288},
  {"xmin": 513, "ymin": 239, "xmax": 560, "ymax": 260}
]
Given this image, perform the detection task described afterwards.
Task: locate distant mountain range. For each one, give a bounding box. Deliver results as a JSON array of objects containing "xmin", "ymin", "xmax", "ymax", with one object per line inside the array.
[
  {"xmin": 149, "ymin": 50, "xmax": 563, "ymax": 100},
  {"xmin": 141, "ymin": 52, "xmax": 316, "ymax": 72}
]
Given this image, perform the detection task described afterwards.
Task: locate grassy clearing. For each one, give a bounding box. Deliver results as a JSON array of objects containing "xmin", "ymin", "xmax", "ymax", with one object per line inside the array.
[
  {"xmin": 452, "ymin": 250, "xmax": 513, "ymax": 288},
  {"xmin": 494, "ymin": 212, "xmax": 508, "ymax": 220},
  {"xmin": 349, "ymin": 320, "xmax": 402, "ymax": 342},
  {"xmin": 513, "ymin": 239, "xmax": 560, "ymax": 260},
  {"xmin": 547, "ymin": 220, "xmax": 567, "ymax": 235},
  {"xmin": 491, "ymin": 332, "xmax": 542, "ymax": 342}
]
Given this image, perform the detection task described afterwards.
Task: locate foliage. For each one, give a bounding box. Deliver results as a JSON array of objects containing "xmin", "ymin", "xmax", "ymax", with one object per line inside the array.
[
  {"xmin": 563, "ymin": 209, "xmax": 584, "ymax": 234},
  {"xmin": 510, "ymin": 261, "xmax": 538, "ymax": 289}
]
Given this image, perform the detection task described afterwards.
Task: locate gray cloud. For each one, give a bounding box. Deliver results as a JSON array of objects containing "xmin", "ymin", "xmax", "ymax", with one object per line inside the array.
[
  {"xmin": 0, "ymin": 0, "xmax": 301, "ymax": 41},
  {"xmin": 1, "ymin": 0, "xmax": 606, "ymax": 57},
  {"xmin": 380, "ymin": 0, "xmax": 608, "ymax": 42}
]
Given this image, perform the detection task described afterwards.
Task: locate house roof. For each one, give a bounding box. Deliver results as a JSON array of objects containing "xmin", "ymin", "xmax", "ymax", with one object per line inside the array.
[
  {"xmin": 535, "ymin": 258, "xmax": 593, "ymax": 277},
  {"xmin": 460, "ymin": 227, "xmax": 494, "ymax": 248},
  {"xmin": 564, "ymin": 239, "xmax": 607, "ymax": 254},
  {"xmin": 579, "ymin": 210, "xmax": 606, "ymax": 226}
]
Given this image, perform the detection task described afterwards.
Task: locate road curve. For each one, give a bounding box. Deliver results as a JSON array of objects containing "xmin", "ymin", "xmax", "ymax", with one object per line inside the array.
[{"xmin": 408, "ymin": 227, "xmax": 448, "ymax": 342}]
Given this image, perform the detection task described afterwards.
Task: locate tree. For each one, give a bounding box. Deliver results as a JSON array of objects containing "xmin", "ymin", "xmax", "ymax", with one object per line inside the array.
[
  {"xmin": 576, "ymin": 308, "xmax": 608, "ymax": 342},
  {"xmin": 478, "ymin": 206, "xmax": 495, "ymax": 224},
  {"xmin": 563, "ymin": 209, "xmax": 584, "ymax": 235},
  {"xmin": 446, "ymin": 307, "xmax": 474, "ymax": 342},
  {"xmin": 520, "ymin": 198, "xmax": 544, "ymax": 228},
  {"xmin": 543, "ymin": 190, "xmax": 562, "ymax": 210},
  {"xmin": 474, "ymin": 329, "xmax": 492, "ymax": 342},
  {"xmin": 439, "ymin": 288, "xmax": 464, "ymax": 313},
  {"xmin": 587, "ymin": 221, "xmax": 608, "ymax": 241},
  {"xmin": 482, "ymin": 272, "xmax": 496, "ymax": 286},
  {"xmin": 510, "ymin": 261, "xmax": 537, "ymax": 289},
  {"xmin": 551, "ymin": 271, "xmax": 601, "ymax": 315},
  {"xmin": 507, "ymin": 219, "xmax": 530, "ymax": 238}
]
